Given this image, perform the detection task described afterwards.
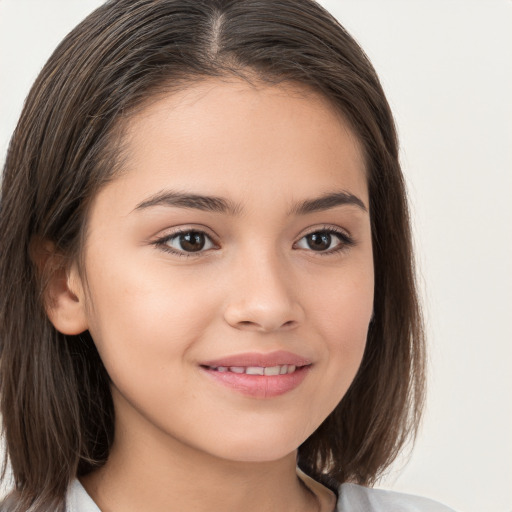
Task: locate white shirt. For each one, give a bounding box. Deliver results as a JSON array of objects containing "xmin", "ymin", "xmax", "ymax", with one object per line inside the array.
[{"xmin": 65, "ymin": 478, "xmax": 457, "ymax": 512}]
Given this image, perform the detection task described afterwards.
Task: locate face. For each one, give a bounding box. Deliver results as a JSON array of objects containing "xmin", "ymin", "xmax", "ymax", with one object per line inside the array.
[{"xmin": 73, "ymin": 79, "xmax": 374, "ymax": 463}]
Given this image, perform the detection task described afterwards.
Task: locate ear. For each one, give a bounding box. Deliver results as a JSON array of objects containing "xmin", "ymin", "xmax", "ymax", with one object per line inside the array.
[{"xmin": 32, "ymin": 239, "xmax": 89, "ymax": 335}]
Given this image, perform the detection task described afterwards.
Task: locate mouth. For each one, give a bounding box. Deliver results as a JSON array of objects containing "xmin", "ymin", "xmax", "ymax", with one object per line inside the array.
[
  {"xmin": 199, "ymin": 351, "xmax": 312, "ymax": 398},
  {"xmin": 203, "ymin": 364, "xmax": 301, "ymax": 376}
]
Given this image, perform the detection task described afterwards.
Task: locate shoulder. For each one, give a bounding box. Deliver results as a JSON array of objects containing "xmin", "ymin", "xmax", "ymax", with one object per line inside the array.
[
  {"xmin": 336, "ymin": 483, "xmax": 457, "ymax": 512},
  {"xmin": 66, "ymin": 480, "xmax": 100, "ymax": 512}
]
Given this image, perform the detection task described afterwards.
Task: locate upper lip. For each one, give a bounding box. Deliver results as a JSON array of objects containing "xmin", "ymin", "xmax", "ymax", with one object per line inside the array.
[{"xmin": 200, "ymin": 350, "xmax": 312, "ymax": 368}]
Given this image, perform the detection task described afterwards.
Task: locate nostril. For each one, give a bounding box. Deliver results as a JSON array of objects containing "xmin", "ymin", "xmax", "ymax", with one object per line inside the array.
[
  {"xmin": 235, "ymin": 319, "xmax": 297, "ymax": 331},
  {"xmin": 224, "ymin": 301, "xmax": 305, "ymax": 332}
]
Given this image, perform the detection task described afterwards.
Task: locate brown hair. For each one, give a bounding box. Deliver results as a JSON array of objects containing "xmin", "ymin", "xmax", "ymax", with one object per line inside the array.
[{"xmin": 0, "ymin": 0, "xmax": 425, "ymax": 510}]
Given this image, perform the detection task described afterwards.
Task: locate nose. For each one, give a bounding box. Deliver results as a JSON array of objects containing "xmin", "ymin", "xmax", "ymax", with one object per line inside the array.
[{"xmin": 223, "ymin": 251, "xmax": 305, "ymax": 333}]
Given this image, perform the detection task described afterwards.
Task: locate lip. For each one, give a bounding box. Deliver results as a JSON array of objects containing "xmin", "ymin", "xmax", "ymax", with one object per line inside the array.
[
  {"xmin": 201, "ymin": 350, "xmax": 312, "ymax": 368},
  {"xmin": 199, "ymin": 351, "xmax": 312, "ymax": 399}
]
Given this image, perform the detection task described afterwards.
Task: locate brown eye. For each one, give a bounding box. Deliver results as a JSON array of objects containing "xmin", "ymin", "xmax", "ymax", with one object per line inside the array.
[
  {"xmin": 295, "ymin": 229, "xmax": 354, "ymax": 254},
  {"xmin": 162, "ymin": 230, "xmax": 215, "ymax": 254},
  {"xmin": 179, "ymin": 232, "xmax": 206, "ymax": 252},
  {"xmin": 305, "ymin": 232, "xmax": 332, "ymax": 251}
]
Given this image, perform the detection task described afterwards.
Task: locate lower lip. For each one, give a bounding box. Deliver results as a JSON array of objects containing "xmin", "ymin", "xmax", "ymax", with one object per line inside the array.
[{"xmin": 200, "ymin": 366, "xmax": 311, "ymax": 398}]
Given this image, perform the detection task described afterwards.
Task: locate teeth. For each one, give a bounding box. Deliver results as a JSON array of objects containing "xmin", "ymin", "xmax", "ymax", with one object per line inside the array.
[
  {"xmin": 210, "ymin": 364, "xmax": 299, "ymax": 375},
  {"xmin": 246, "ymin": 366, "xmax": 265, "ymax": 375},
  {"xmin": 264, "ymin": 366, "xmax": 281, "ymax": 376}
]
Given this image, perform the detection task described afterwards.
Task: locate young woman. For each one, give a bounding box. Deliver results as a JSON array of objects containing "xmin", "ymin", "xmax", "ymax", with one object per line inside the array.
[{"xmin": 0, "ymin": 1, "xmax": 456, "ymax": 511}]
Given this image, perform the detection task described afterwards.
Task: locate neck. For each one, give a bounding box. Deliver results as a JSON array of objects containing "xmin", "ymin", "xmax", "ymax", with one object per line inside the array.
[{"xmin": 81, "ymin": 399, "xmax": 319, "ymax": 512}]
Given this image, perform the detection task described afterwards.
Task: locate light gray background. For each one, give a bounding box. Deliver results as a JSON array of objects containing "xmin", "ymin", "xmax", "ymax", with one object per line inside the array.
[{"xmin": 1, "ymin": 1, "xmax": 511, "ymax": 511}]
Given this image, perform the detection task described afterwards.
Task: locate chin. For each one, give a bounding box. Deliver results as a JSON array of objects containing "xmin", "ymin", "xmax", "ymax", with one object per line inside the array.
[
  {"xmin": 202, "ymin": 428, "xmax": 306, "ymax": 464},
  {"xmin": 219, "ymin": 445, "xmax": 297, "ymax": 464}
]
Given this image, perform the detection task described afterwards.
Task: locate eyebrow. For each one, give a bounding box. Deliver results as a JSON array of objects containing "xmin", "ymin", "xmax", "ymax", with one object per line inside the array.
[
  {"xmin": 288, "ymin": 191, "xmax": 367, "ymax": 215},
  {"xmin": 133, "ymin": 189, "xmax": 367, "ymax": 215},
  {"xmin": 134, "ymin": 190, "xmax": 242, "ymax": 215}
]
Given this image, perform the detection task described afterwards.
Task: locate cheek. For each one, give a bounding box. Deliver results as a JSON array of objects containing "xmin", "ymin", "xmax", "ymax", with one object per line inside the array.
[
  {"xmin": 82, "ymin": 253, "xmax": 219, "ymax": 379},
  {"xmin": 311, "ymin": 264, "xmax": 374, "ymax": 390},
  {"xmin": 315, "ymin": 260, "xmax": 374, "ymax": 338}
]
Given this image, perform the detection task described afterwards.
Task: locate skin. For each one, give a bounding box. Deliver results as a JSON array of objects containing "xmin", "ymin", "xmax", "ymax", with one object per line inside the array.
[{"xmin": 50, "ymin": 78, "xmax": 374, "ymax": 512}]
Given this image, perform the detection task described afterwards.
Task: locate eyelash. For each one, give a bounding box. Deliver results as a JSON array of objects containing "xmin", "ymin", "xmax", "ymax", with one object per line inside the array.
[
  {"xmin": 153, "ymin": 226, "xmax": 355, "ymax": 258},
  {"xmin": 295, "ymin": 227, "xmax": 355, "ymax": 256},
  {"xmin": 153, "ymin": 228, "xmax": 218, "ymax": 258}
]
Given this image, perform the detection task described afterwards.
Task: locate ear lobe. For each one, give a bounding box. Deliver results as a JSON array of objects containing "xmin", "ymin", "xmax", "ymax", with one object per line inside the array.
[{"xmin": 32, "ymin": 239, "xmax": 89, "ymax": 335}]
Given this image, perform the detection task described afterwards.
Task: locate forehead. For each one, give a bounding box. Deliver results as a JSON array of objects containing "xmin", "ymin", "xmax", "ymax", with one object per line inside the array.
[{"xmin": 94, "ymin": 78, "xmax": 368, "ymax": 215}]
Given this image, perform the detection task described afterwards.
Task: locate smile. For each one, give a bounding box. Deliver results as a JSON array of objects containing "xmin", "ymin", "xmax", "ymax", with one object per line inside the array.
[
  {"xmin": 205, "ymin": 364, "xmax": 299, "ymax": 375},
  {"xmin": 199, "ymin": 352, "xmax": 312, "ymax": 399}
]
